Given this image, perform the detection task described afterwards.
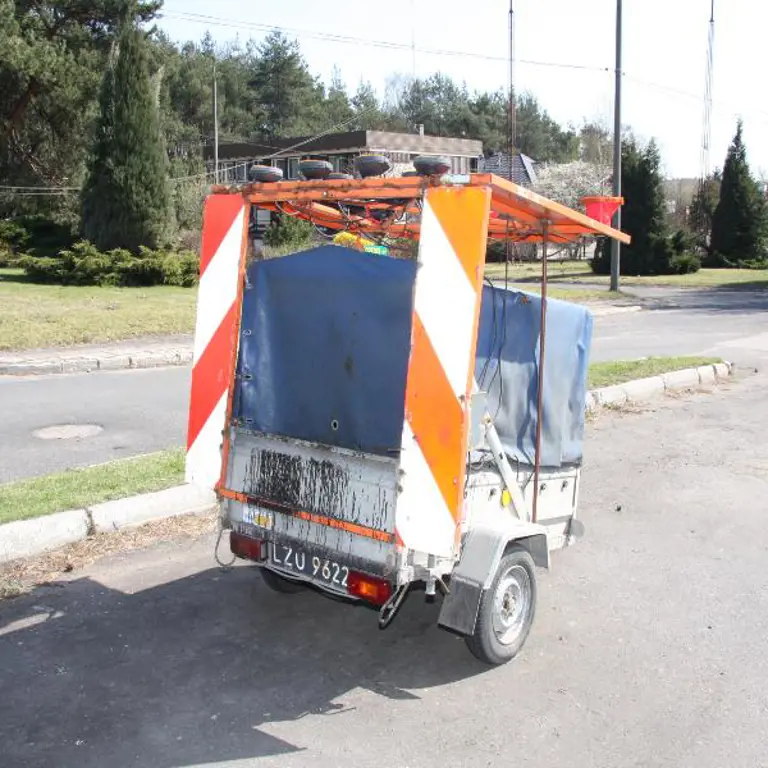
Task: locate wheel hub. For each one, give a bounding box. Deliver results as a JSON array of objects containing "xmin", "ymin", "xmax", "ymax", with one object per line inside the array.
[{"xmin": 492, "ymin": 564, "xmax": 531, "ymax": 645}]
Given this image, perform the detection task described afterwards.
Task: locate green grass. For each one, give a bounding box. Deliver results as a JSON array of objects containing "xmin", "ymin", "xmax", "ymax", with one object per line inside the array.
[
  {"xmin": 486, "ymin": 261, "xmax": 768, "ymax": 290},
  {"xmin": 0, "ymin": 450, "xmax": 185, "ymax": 525},
  {"xmin": 0, "ymin": 268, "xmax": 197, "ymax": 351},
  {"xmin": 588, "ymin": 356, "xmax": 722, "ymax": 389},
  {"xmin": 510, "ymin": 283, "xmax": 624, "ymax": 304}
]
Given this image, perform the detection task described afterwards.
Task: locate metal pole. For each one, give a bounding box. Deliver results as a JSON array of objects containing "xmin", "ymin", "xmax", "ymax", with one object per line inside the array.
[
  {"xmin": 509, "ymin": 0, "xmax": 516, "ymax": 154},
  {"xmin": 411, "ymin": 0, "xmax": 417, "ymax": 78},
  {"xmin": 213, "ymin": 58, "xmax": 219, "ymax": 184},
  {"xmin": 610, "ymin": 0, "xmax": 622, "ymax": 292},
  {"xmin": 532, "ymin": 220, "xmax": 549, "ymax": 524}
]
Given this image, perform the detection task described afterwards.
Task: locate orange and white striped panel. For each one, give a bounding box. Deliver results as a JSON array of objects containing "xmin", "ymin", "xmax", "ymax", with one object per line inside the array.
[
  {"xmin": 186, "ymin": 194, "xmax": 248, "ymax": 489},
  {"xmin": 396, "ymin": 186, "xmax": 491, "ymax": 557}
]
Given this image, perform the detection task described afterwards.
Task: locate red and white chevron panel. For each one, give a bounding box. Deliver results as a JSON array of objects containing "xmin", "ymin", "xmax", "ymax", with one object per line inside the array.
[
  {"xmin": 396, "ymin": 186, "xmax": 491, "ymax": 557},
  {"xmin": 186, "ymin": 195, "xmax": 248, "ymax": 488}
]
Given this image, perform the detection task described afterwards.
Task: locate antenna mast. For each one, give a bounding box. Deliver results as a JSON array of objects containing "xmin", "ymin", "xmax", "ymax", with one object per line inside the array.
[{"xmin": 699, "ymin": 0, "xmax": 715, "ymax": 181}]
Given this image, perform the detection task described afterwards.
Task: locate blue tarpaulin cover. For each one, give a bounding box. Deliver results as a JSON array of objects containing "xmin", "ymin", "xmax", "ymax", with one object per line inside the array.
[
  {"xmin": 233, "ymin": 245, "xmax": 416, "ymax": 456},
  {"xmin": 475, "ymin": 284, "xmax": 593, "ymax": 468},
  {"xmin": 233, "ymin": 247, "xmax": 591, "ymax": 468}
]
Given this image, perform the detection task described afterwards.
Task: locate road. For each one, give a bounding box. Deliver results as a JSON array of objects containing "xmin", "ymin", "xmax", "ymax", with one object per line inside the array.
[
  {"xmin": 0, "ymin": 287, "xmax": 765, "ymax": 482},
  {"xmin": 1, "ymin": 371, "xmax": 767, "ymax": 767}
]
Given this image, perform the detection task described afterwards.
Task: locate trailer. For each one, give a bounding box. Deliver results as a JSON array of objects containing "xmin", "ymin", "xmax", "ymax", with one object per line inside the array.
[{"xmin": 186, "ymin": 167, "xmax": 629, "ymax": 664}]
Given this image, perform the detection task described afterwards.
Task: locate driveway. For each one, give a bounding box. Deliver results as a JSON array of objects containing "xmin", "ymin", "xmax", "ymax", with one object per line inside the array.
[{"xmin": 2, "ymin": 372, "xmax": 767, "ymax": 767}]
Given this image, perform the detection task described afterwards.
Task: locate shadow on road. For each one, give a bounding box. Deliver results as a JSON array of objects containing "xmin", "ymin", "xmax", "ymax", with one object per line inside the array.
[{"xmin": 0, "ymin": 564, "xmax": 487, "ymax": 767}]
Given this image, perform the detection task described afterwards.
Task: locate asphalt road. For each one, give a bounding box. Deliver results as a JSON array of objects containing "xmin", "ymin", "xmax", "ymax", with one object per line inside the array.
[
  {"xmin": 1, "ymin": 371, "xmax": 767, "ymax": 767},
  {"xmin": 0, "ymin": 367, "xmax": 190, "ymax": 483},
  {"xmin": 0, "ymin": 287, "xmax": 766, "ymax": 483}
]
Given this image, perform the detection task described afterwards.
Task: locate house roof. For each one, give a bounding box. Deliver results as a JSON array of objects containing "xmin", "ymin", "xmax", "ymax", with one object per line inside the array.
[
  {"xmin": 477, "ymin": 153, "xmax": 538, "ymax": 186},
  {"xmin": 206, "ymin": 130, "xmax": 483, "ymax": 162}
]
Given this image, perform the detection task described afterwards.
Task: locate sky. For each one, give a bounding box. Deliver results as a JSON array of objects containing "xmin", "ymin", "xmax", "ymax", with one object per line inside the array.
[{"xmin": 158, "ymin": 0, "xmax": 768, "ymax": 180}]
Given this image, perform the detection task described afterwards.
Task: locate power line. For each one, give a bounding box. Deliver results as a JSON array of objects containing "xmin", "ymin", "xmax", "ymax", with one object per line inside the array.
[{"xmin": 160, "ymin": 9, "xmax": 610, "ymax": 74}]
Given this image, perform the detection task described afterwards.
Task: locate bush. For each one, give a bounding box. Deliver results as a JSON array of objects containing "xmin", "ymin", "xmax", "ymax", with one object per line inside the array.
[
  {"xmin": 669, "ymin": 252, "xmax": 701, "ymax": 274},
  {"xmin": 20, "ymin": 241, "xmax": 199, "ymax": 287},
  {"xmin": 263, "ymin": 213, "xmax": 313, "ymax": 250},
  {"xmin": 592, "ymin": 232, "xmax": 701, "ymax": 276},
  {"xmin": 17, "ymin": 215, "xmax": 77, "ymax": 258},
  {"xmin": 0, "ymin": 220, "xmax": 30, "ymax": 266}
]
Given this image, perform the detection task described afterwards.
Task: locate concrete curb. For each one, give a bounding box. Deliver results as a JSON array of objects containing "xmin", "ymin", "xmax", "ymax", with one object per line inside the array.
[
  {"xmin": 587, "ymin": 361, "xmax": 733, "ymax": 413},
  {"xmin": 0, "ymin": 485, "xmax": 215, "ymax": 565},
  {"xmin": 0, "ymin": 348, "xmax": 193, "ymax": 377}
]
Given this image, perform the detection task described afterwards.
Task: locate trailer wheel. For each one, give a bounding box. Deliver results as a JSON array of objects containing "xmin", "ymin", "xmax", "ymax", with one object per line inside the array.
[
  {"xmin": 465, "ymin": 545, "xmax": 537, "ymax": 665},
  {"xmin": 259, "ymin": 567, "xmax": 306, "ymax": 594}
]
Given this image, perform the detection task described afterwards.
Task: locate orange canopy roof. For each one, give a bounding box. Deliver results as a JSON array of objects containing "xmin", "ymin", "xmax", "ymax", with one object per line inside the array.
[{"xmin": 211, "ymin": 173, "xmax": 630, "ymax": 245}]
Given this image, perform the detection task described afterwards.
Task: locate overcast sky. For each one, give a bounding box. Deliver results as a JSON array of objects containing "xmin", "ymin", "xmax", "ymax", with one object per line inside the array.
[{"xmin": 158, "ymin": 0, "xmax": 767, "ymax": 180}]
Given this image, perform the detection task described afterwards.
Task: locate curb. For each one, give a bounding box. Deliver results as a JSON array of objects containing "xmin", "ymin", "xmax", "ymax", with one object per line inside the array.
[
  {"xmin": 0, "ymin": 361, "xmax": 734, "ymax": 565},
  {"xmin": 587, "ymin": 361, "xmax": 733, "ymax": 413},
  {"xmin": 0, "ymin": 485, "xmax": 215, "ymax": 565},
  {"xmin": 0, "ymin": 348, "xmax": 193, "ymax": 377}
]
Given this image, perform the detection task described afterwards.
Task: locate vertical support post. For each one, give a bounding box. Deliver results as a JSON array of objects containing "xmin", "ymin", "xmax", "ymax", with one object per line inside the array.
[
  {"xmin": 213, "ymin": 58, "xmax": 220, "ymax": 185},
  {"xmin": 610, "ymin": 0, "xmax": 623, "ymax": 292},
  {"xmin": 532, "ymin": 221, "xmax": 549, "ymax": 524}
]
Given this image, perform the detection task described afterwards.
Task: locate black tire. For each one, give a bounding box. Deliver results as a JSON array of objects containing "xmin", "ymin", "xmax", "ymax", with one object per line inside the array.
[
  {"xmin": 259, "ymin": 567, "xmax": 306, "ymax": 594},
  {"xmin": 465, "ymin": 545, "xmax": 537, "ymax": 665}
]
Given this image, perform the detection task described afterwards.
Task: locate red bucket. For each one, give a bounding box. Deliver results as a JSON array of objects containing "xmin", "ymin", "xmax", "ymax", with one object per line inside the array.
[{"xmin": 582, "ymin": 196, "xmax": 624, "ymax": 225}]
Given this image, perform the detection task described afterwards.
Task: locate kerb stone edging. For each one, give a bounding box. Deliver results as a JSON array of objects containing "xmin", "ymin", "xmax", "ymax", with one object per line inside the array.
[
  {"xmin": 0, "ymin": 485, "xmax": 215, "ymax": 565},
  {"xmin": 587, "ymin": 361, "xmax": 733, "ymax": 413},
  {"xmin": 0, "ymin": 361, "xmax": 733, "ymax": 566}
]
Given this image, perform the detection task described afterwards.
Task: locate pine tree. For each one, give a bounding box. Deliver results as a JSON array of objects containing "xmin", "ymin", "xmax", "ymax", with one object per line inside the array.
[
  {"xmin": 351, "ymin": 81, "xmax": 382, "ymax": 129},
  {"xmin": 688, "ymin": 172, "xmax": 720, "ymax": 255},
  {"xmin": 323, "ymin": 67, "xmax": 353, "ymax": 129},
  {"xmin": 710, "ymin": 121, "xmax": 767, "ymax": 266},
  {"xmin": 81, "ymin": 9, "xmax": 169, "ymax": 252}
]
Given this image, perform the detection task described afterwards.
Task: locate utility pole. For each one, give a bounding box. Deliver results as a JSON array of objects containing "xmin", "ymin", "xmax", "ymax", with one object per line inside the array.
[
  {"xmin": 508, "ymin": 0, "xmax": 516, "ymax": 166},
  {"xmin": 411, "ymin": 0, "xmax": 417, "ymax": 79},
  {"xmin": 610, "ymin": 0, "xmax": 623, "ymax": 292},
  {"xmin": 213, "ymin": 58, "xmax": 220, "ymax": 184}
]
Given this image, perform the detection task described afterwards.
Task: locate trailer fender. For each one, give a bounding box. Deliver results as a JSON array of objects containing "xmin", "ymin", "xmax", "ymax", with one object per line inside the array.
[{"xmin": 438, "ymin": 519, "xmax": 549, "ymax": 637}]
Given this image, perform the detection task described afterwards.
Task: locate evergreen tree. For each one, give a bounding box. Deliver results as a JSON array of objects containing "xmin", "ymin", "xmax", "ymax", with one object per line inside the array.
[
  {"xmin": 710, "ymin": 121, "xmax": 767, "ymax": 265},
  {"xmin": 82, "ymin": 8, "xmax": 169, "ymax": 252},
  {"xmin": 688, "ymin": 172, "xmax": 720, "ymax": 255},
  {"xmin": 351, "ymin": 80, "xmax": 382, "ymax": 129},
  {"xmin": 250, "ymin": 31, "xmax": 324, "ymax": 139},
  {"xmin": 593, "ymin": 138, "xmax": 671, "ymax": 275},
  {"xmin": 323, "ymin": 66, "xmax": 353, "ymax": 129}
]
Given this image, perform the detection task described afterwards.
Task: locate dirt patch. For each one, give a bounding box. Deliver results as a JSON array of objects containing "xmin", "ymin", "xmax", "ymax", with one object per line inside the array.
[{"xmin": 0, "ymin": 510, "xmax": 217, "ymax": 599}]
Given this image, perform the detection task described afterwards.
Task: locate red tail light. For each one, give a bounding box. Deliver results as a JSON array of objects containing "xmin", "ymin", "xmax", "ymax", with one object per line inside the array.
[
  {"xmin": 230, "ymin": 532, "xmax": 265, "ymax": 562},
  {"xmin": 346, "ymin": 571, "xmax": 392, "ymax": 606}
]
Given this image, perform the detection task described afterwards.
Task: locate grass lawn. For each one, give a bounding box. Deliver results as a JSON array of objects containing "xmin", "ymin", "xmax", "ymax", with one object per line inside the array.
[
  {"xmin": 0, "ymin": 268, "xmax": 197, "ymax": 351},
  {"xmin": 0, "ymin": 450, "xmax": 185, "ymax": 525},
  {"xmin": 486, "ymin": 261, "xmax": 768, "ymax": 290},
  {"xmin": 588, "ymin": 356, "xmax": 722, "ymax": 389}
]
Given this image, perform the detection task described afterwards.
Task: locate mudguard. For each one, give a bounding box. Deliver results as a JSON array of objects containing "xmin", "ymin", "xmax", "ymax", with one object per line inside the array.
[{"xmin": 438, "ymin": 517, "xmax": 549, "ymax": 637}]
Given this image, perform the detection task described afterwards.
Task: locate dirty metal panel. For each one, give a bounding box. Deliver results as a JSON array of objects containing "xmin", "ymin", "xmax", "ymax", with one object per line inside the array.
[{"xmin": 225, "ymin": 429, "xmax": 398, "ymax": 566}]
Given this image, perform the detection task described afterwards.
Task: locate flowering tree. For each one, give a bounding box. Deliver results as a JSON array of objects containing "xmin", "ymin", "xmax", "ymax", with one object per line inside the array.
[{"xmin": 533, "ymin": 161, "xmax": 612, "ymax": 209}]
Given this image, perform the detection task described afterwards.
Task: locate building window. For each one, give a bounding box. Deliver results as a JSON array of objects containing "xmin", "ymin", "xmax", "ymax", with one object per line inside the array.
[{"xmin": 287, "ymin": 158, "xmax": 299, "ymax": 179}]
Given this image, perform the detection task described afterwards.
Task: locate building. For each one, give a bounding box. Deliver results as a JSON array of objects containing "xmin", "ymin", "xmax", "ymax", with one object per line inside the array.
[
  {"xmin": 205, "ymin": 130, "xmax": 483, "ymax": 183},
  {"xmin": 477, "ymin": 153, "xmax": 538, "ymax": 186}
]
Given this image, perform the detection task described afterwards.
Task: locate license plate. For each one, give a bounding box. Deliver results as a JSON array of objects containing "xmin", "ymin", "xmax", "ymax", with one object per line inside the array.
[{"xmin": 270, "ymin": 543, "xmax": 349, "ymax": 589}]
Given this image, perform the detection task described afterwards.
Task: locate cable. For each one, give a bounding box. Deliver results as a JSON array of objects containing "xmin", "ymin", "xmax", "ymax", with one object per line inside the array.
[{"xmin": 160, "ymin": 9, "xmax": 610, "ymax": 73}]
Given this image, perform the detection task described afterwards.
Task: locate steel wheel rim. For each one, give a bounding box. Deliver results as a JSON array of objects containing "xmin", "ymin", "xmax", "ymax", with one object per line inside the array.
[{"xmin": 492, "ymin": 564, "xmax": 531, "ymax": 645}]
